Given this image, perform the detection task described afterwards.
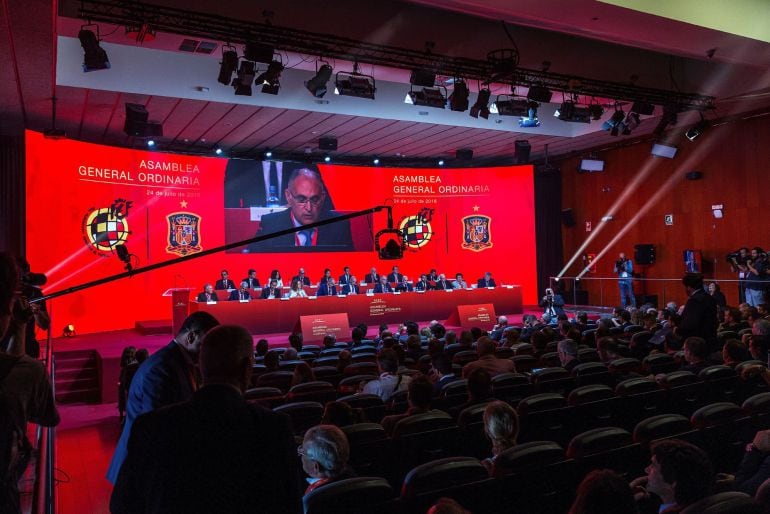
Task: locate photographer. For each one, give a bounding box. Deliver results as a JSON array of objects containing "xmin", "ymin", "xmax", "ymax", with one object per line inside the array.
[
  {"xmin": 615, "ymin": 252, "xmax": 635, "ymax": 309},
  {"xmin": 728, "ymin": 247, "xmax": 750, "ymax": 304},
  {"xmin": 539, "ymin": 287, "xmax": 565, "ymax": 318},
  {"xmin": 745, "ymin": 247, "xmax": 768, "ymax": 307}
]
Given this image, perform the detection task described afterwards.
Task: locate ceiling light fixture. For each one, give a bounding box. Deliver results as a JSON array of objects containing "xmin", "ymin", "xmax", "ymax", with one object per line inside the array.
[
  {"xmin": 469, "ymin": 88, "xmax": 491, "ymax": 119},
  {"xmin": 554, "ymin": 100, "xmax": 591, "ymax": 123},
  {"xmin": 256, "ymin": 60, "xmax": 284, "ymax": 95},
  {"xmin": 448, "ymin": 79, "xmax": 469, "ymax": 112},
  {"xmin": 685, "ymin": 115, "xmax": 710, "ymax": 141},
  {"xmin": 232, "ymin": 60, "xmax": 256, "ymax": 96},
  {"xmin": 217, "ymin": 46, "xmax": 239, "ymax": 85},
  {"xmin": 334, "ymin": 63, "xmax": 376, "ymax": 100},
  {"xmin": 305, "ymin": 62, "xmax": 333, "ymax": 98},
  {"xmin": 405, "ymin": 86, "xmax": 446, "ymax": 109},
  {"xmin": 78, "ymin": 26, "xmax": 110, "ymax": 72}
]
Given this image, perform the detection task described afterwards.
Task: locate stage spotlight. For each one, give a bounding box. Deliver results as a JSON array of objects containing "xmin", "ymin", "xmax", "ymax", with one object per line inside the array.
[
  {"xmin": 256, "ymin": 60, "xmax": 284, "ymax": 95},
  {"xmin": 438, "ymin": 159, "xmax": 445, "ymax": 166},
  {"xmin": 631, "ymin": 101, "xmax": 655, "ymax": 116},
  {"xmin": 685, "ymin": 118, "xmax": 710, "ymax": 141},
  {"xmin": 588, "ymin": 104, "xmax": 604, "ymax": 121},
  {"xmin": 554, "ymin": 277, "xmax": 560, "ymax": 282},
  {"xmin": 334, "ymin": 70, "xmax": 376, "ymax": 99},
  {"xmin": 147, "ymin": 139, "xmax": 155, "ymax": 147},
  {"xmin": 215, "ymin": 147, "xmax": 223, "ymax": 155},
  {"xmin": 448, "ymin": 80, "xmax": 469, "ymax": 112},
  {"xmin": 554, "ymin": 101, "xmax": 591, "ymax": 123},
  {"xmin": 622, "ymin": 112, "xmax": 641, "ymax": 135},
  {"xmin": 405, "ymin": 86, "xmax": 446, "ymax": 109},
  {"xmin": 305, "ymin": 63, "xmax": 333, "ymax": 98},
  {"xmin": 78, "ymin": 28, "xmax": 110, "ymax": 72},
  {"xmin": 469, "ymin": 88, "xmax": 491, "ymax": 119},
  {"xmin": 373, "ymin": 157, "xmax": 380, "ymax": 165},
  {"xmin": 232, "ymin": 60, "xmax": 256, "ymax": 96},
  {"xmin": 323, "ymin": 155, "xmax": 331, "ymax": 163},
  {"xmin": 491, "ymin": 97, "xmax": 537, "ymax": 117},
  {"xmin": 63, "ymin": 324, "xmax": 76, "ymax": 337},
  {"xmin": 601, "ymin": 108, "xmax": 626, "ymax": 136},
  {"xmin": 410, "ymin": 68, "xmax": 436, "ymax": 87},
  {"xmin": 527, "ymin": 85, "xmax": 552, "ymax": 103},
  {"xmin": 218, "ymin": 48, "xmax": 239, "ymax": 85},
  {"xmin": 653, "ymin": 106, "xmax": 678, "ymax": 136},
  {"xmin": 265, "ymin": 150, "xmax": 273, "ymax": 158}
]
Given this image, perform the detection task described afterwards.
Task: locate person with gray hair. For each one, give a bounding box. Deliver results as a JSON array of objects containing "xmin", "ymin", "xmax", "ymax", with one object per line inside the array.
[
  {"xmin": 228, "ymin": 281, "xmax": 252, "ymax": 301},
  {"xmin": 557, "ymin": 339, "xmax": 579, "ymax": 372},
  {"xmin": 299, "ymin": 424, "xmax": 353, "ymax": 495}
]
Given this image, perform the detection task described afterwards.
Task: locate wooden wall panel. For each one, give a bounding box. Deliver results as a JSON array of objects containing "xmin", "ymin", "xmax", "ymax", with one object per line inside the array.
[{"xmin": 559, "ymin": 114, "xmax": 770, "ymax": 309}]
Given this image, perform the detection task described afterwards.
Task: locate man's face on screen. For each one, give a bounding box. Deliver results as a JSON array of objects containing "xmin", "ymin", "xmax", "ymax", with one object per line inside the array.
[{"xmin": 286, "ymin": 175, "xmax": 326, "ymax": 225}]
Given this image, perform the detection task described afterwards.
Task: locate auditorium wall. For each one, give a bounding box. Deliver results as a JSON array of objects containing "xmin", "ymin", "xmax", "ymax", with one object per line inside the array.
[{"xmin": 559, "ymin": 113, "xmax": 770, "ymax": 309}]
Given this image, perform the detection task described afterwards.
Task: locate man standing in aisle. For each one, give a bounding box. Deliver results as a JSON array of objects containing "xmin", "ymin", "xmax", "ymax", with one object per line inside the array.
[{"xmin": 615, "ymin": 252, "xmax": 635, "ymax": 308}]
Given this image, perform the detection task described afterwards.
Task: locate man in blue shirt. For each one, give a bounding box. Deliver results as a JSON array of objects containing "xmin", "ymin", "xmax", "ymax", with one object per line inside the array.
[{"xmin": 615, "ymin": 252, "xmax": 635, "ymax": 308}]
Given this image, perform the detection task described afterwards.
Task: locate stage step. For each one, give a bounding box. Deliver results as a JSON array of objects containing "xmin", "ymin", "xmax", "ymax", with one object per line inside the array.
[
  {"xmin": 135, "ymin": 319, "xmax": 172, "ymax": 336},
  {"xmin": 54, "ymin": 350, "xmax": 100, "ymax": 404}
]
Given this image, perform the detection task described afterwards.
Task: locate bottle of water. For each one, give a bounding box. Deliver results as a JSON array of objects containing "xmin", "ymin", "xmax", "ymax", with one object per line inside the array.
[{"xmin": 267, "ymin": 185, "xmax": 279, "ymax": 207}]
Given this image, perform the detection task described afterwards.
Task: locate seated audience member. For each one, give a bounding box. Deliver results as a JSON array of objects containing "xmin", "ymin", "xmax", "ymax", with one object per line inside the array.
[
  {"xmin": 443, "ymin": 330, "xmax": 458, "ymax": 347},
  {"xmin": 336, "ymin": 350, "xmax": 352, "ymax": 374},
  {"xmin": 427, "ymin": 339, "xmax": 445, "ymax": 358},
  {"xmin": 481, "ymin": 401, "xmax": 519, "ymax": 475},
  {"xmin": 381, "ymin": 375, "xmax": 436, "ymax": 436},
  {"xmin": 452, "ymin": 273, "xmax": 468, "ymax": 289},
  {"xmin": 427, "ymin": 498, "xmax": 471, "ymax": 514},
  {"xmin": 490, "ymin": 316, "xmax": 508, "ymax": 342},
  {"xmin": 462, "ymin": 337, "xmax": 515, "ymax": 378},
  {"xmin": 299, "ymin": 425, "xmax": 354, "ymax": 495},
  {"xmin": 110, "ymin": 325, "xmax": 301, "ymax": 514},
  {"xmin": 260, "ymin": 279, "xmax": 282, "ymax": 299},
  {"xmin": 290, "ymin": 362, "xmax": 316, "ymax": 388},
  {"xmin": 557, "ymin": 339, "xmax": 580, "ymax": 372},
  {"xmin": 450, "ymin": 368, "xmax": 493, "ymax": 418},
  {"xmin": 290, "ymin": 333, "xmax": 304, "ymax": 352},
  {"xmin": 573, "ymin": 311, "xmax": 590, "ymax": 334},
  {"xmin": 500, "ymin": 327, "xmax": 520, "ymax": 347},
  {"xmin": 733, "ymin": 429, "xmax": 770, "ymax": 496},
  {"xmin": 720, "ymin": 307, "xmax": 749, "ymax": 332},
  {"xmin": 288, "ymin": 279, "xmax": 308, "ymax": 298},
  {"xmin": 341, "ymin": 276, "xmax": 360, "ymax": 295},
  {"xmin": 429, "ymin": 322, "xmax": 446, "ymax": 340},
  {"xmin": 196, "ymin": 283, "xmax": 218, "ymax": 302},
  {"xmin": 283, "ymin": 348, "xmax": 298, "ymax": 362},
  {"xmin": 350, "ymin": 327, "xmax": 364, "ymax": 347},
  {"xmin": 680, "ymin": 337, "xmax": 710, "ymax": 374},
  {"xmin": 405, "ymin": 335, "xmax": 424, "ymax": 361},
  {"xmin": 446, "ymin": 331, "xmax": 473, "ymax": 359},
  {"xmin": 747, "ymin": 319, "xmax": 770, "ymax": 348},
  {"xmin": 649, "ymin": 312, "xmax": 680, "ymax": 350},
  {"xmin": 629, "ymin": 439, "xmax": 714, "ymax": 513},
  {"xmin": 214, "ymin": 269, "xmax": 235, "ymax": 290},
  {"xmin": 641, "ymin": 313, "xmax": 658, "ymax": 332},
  {"xmin": 749, "ymin": 333, "xmax": 769, "ymax": 363},
  {"xmin": 321, "ymin": 401, "xmax": 359, "ymax": 428},
  {"xmin": 420, "ymin": 327, "xmax": 433, "ymax": 339},
  {"xmin": 434, "ymin": 274, "xmax": 453, "ymax": 290},
  {"xmin": 477, "ymin": 272, "xmax": 496, "ymax": 288},
  {"xmin": 431, "ymin": 353, "xmax": 459, "ymax": 395},
  {"xmin": 373, "ymin": 276, "xmax": 394, "ymax": 294},
  {"xmin": 316, "ymin": 277, "xmax": 337, "ymax": 297},
  {"xmin": 242, "ymin": 269, "xmax": 261, "ymax": 290},
  {"xmin": 255, "ymin": 339, "xmax": 269, "ymax": 357},
  {"xmin": 264, "ymin": 351, "xmax": 280, "ymax": 372},
  {"xmin": 723, "ymin": 339, "xmax": 749, "ymax": 367},
  {"xmin": 228, "ymin": 281, "xmax": 252, "ymax": 301},
  {"xmin": 569, "ymin": 469, "xmax": 638, "ymax": 514},
  {"xmin": 740, "ymin": 302, "xmax": 753, "ymax": 320},
  {"xmin": 267, "ymin": 269, "xmax": 284, "ymax": 288},
  {"xmin": 322, "ymin": 334, "xmax": 336, "ymax": 350},
  {"xmin": 292, "ymin": 268, "xmax": 311, "ymax": 287},
  {"xmin": 361, "ymin": 349, "xmax": 410, "ymax": 401},
  {"xmin": 415, "ymin": 274, "xmax": 431, "ymax": 291},
  {"xmin": 597, "ymin": 337, "xmax": 622, "ymax": 363}
]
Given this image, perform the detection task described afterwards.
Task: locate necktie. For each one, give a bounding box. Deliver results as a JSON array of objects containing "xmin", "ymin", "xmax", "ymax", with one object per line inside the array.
[
  {"xmin": 299, "ymin": 229, "xmax": 313, "ymax": 246},
  {"xmin": 205, "ymin": 293, "xmax": 210, "ymax": 301}
]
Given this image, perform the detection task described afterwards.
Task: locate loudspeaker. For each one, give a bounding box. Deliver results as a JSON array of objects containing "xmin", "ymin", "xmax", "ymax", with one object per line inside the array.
[
  {"xmin": 561, "ymin": 208, "xmax": 576, "ymax": 227},
  {"xmin": 514, "ymin": 140, "xmax": 531, "ymax": 164},
  {"xmin": 456, "ymin": 148, "xmax": 473, "ymax": 160},
  {"xmin": 634, "ymin": 244, "xmax": 656, "ymax": 265},
  {"xmin": 124, "ymin": 103, "xmax": 148, "ymax": 136},
  {"xmin": 685, "ymin": 171, "xmax": 703, "ymax": 180},
  {"xmin": 319, "ymin": 136, "xmax": 338, "ymax": 151}
]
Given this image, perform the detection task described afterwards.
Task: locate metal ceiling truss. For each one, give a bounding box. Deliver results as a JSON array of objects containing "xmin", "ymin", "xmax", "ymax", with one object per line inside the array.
[{"xmin": 78, "ymin": 0, "xmax": 716, "ymax": 112}]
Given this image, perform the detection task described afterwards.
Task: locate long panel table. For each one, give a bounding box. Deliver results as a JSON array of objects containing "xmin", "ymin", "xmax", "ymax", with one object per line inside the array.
[{"xmin": 188, "ymin": 286, "xmax": 523, "ymax": 334}]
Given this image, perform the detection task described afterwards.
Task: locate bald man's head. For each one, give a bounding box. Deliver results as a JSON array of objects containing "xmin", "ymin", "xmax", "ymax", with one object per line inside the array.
[{"xmin": 199, "ymin": 325, "xmax": 254, "ymax": 391}]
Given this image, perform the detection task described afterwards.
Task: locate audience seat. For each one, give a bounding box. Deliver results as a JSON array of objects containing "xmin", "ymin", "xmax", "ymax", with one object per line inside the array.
[
  {"xmin": 566, "ymin": 427, "xmax": 642, "ymax": 479},
  {"xmin": 661, "ymin": 371, "xmax": 705, "ymax": 416},
  {"xmin": 400, "ymin": 457, "xmax": 495, "ymax": 513},
  {"xmin": 643, "ymin": 353, "xmax": 678, "ymax": 375},
  {"xmin": 581, "ymin": 329, "xmax": 597, "ymax": 347},
  {"xmin": 303, "ymin": 477, "xmax": 396, "ymax": 514},
  {"xmin": 352, "ymin": 346, "xmax": 376, "ymax": 354},
  {"xmin": 615, "ymin": 377, "xmax": 667, "ymax": 428},
  {"xmin": 391, "ymin": 412, "xmax": 459, "ymax": 481},
  {"xmin": 630, "ymin": 331, "xmax": 653, "ymax": 354},
  {"xmin": 352, "ymin": 353, "xmax": 377, "ymax": 363},
  {"xmin": 302, "ymin": 344, "xmax": 321, "ymax": 352},
  {"xmin": 388, "ymin": 389, "xmax": 409, "ymax": 414},
  {"xmin": 243, "ymin": 387, "xmax": 285, "ymax": 408},
  {"xmin": 538, "ymin": 352, "xmax": 561, "ymax": 368},
  {"xmin": 298, "ymin": 351, "xmax": 318, "ymax": 361},
  {"xmin": 453, "ymin": 350, "xmax": 478, "ymax": 366},
  {"xmin": 576, "ymin": 348, "xmax": 600, "ymax": 363},
  {"xmin": 312, "ymin": 356, "xmax": 340, "ymax": 368},
  {"xmin": 699, "ymin": 365, "xmax": 739, "ymax": 404},
  {"xmin": 319, "ymin": 348, "xmax": 343, "ymax": 356},
  {"xmin": 518, "ymin": 393, "xmax": 574, "ymax": 446},
  {"xmin": 341, "ymin": 423, "xmax": 390, "ymax": 475},
  {"xmin": 510, "ymin": 343, "xmax": 534, "ymax": 356},
  {"xmin": 338, "ymin": 393, "xmax": 386, "ymax": 423},
  {"xmin": 743, "ymin": 392, "xmax": 770, "ymax": 430},
  {"xmin": 278, "ymin": 359, "xmax": 304, "ymax": 371},
  {"xmin": 679, "ymin": 491, "xmax": 759, "ymax": 514},
  {"xmin": 531, "ymin": 367, "xmax": 575, "ymax": 396},
  {"xmin": 491, "ymin": 373, "xmax": 531, "ymax": 404},
  {"xmin": 286, "ymin": 381, "xmax": 337, "ymax": 404},
  {"xmin": 311, "ymin": 366, "xmax": 342, "ymax": 386},
  {"xmin": 344, "ymin": 362, "xmax": 379, "ymax": 376},
  {"xmin": 441, "ymin": 379, "xmax": 469, "ymax": 408},
  {"xmin": 691, "ymin": 402, "xmax": 752, "ymax": 472},
  {"xmin": 572, "ymin": 362, "xmax": 613, "ymax": 387},
  {"xmin": 623, "ymin": 324, "xmax": 644, "ymax": 334},
  {"xmin": 334, "ymin": 341, "xmax": 350, "ymax": 349},
  {"xmin": 608, "ymin": 357, "xmax": 642, "ymax": 376},
  {"xmin": 337, "ymin": 374, "xmax": 377, "ymax": 395},
  {"xmin": 511, "ymin": 354, "xmax": 536, "ymax": 373},
  {"xmin": 457, "ymin": 403, "xmax": 492, "ymax": 459},
  {"xmin": 632, "ymin": 414, "xmax": 695, "ymax": 448},
  {"xmin": 495, "ymin": 347, "xmax": 514, "ymax": 359},
  {"xmin": 256, "ymin": 371, "xmax": 294, "ymax": 391},
  {"xmin": 273, "ymin": 401, "xmax": 324, "ymax": 435},
  {"xmin": 568, "ymin": 384, "xmax": 622, "ymax": 431}
]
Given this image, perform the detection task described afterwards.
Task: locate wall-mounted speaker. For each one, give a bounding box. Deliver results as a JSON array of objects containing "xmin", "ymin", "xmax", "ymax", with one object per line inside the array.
[
  {"xmin": 319, "ymin": 136, "xmax": 338, "ymax": 151},
  {"xmin": 561, "ymin": 208, "xmax": 576, "ymax": 227},
  {"xmin": 634, "ymin": 244, "xmax": 656, "ymax": 265},
  {"xmin": 685, "ymin": 171, "xmax": 703, "ymax": 180},
  {"xmin": 514, "ymin": 140, "xmax": 531, "ymax": 164}
]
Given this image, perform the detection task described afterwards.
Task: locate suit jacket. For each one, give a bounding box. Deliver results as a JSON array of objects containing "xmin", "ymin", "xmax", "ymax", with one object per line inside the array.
[
  {"xmin": 462, "ymin": 354, "xmax": 516, "ymax": 378},
  {"xmin": 215, "ymin": 278, "xmax": 235, "ymax": 290},
  {"xmin": 260, "ymin": 287, "xmax": 282, "ymax": 299},
  {"xmin": 364, "ymin": 273, "xmax": 379, "ymax": 284},
  {"xmin": 196, "ymin": 291, "xmax": 219, "ymax": 302},
  {"xmin": 342, "ymin": 284, "xmax": 360, "ymax": 295},
  {"xmin": 678, "ymin": 289, "xmax": 719, "ymax": 351},
  {"xmin": 415, "ymin": 280, "xmax": 431, "ymax": 291},
  {"xmin": 248, "ymin": 209, "xmax": 353, "ymax": 253},
  {"xmin": 228, "ymin": 290, "xmax": 251, "ymax": 301},
  {"xmin": 292, "ymin": 275, "xmax": 311, "ymax": 286},
  {"xmin": 338, "ymin": 274, "xmax": 353, "ymax": 285},
  {"xmin": 396, "ymin": 282, "xmax": 414, "ymax": 292},
  {"xmin": 374, "ymin": 283, "xmax": 393, "ymax": 293},
  {"xmin": 434, "ymin": 280, "xmax": 453, "ymax": 290},
  {"xmin": 477, "ymin": 278, "xmax": 497, "ymax": 288},
  {"xmin": 110, "ymin": 385, "xmax": 302, "ymax": 514},
  {"xmin": 387, "ymin": 272, "xmax": 404, "ymax": 283},
  {"xmin": 242, "ymin": 277, "xmax": 261, "ymax": 289},
  {"xmin": 317, "ymin": 282, "xmax": 337, "ymax": 296},
  {"xmin": 107, "ymin": 342, "xmax": 196, "ymax": 484}
]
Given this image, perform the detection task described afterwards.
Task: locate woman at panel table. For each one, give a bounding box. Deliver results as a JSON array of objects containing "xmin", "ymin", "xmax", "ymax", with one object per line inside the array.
[
  {"xmin": 266, "ymin": 269, "xmax": 284, "ymax": 288},
  {"xmin": 289, "ymin": 278, "xmax": 308, "ymax": 298}
]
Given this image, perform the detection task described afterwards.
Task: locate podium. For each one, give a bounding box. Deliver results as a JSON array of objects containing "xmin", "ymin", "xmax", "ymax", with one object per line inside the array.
[
  {"xmin": 294, "ymin": 312, "xmax": 350, "ymax": 344},
  {"xmin": 446, "ymin": 303, "xmax": 496, "ymax": 330},
  {"xmin": 164, "ymin": 288, "xmax": 194, "ymax": 334}
]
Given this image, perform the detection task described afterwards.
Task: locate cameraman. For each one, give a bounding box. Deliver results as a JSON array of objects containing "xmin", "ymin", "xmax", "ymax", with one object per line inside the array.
[
  {"xmin": 615, "ymin": 252, "xmax": 636, "ymax": 308},
  {"xmin": 17, "ymin": 259, "xmax": 48, "ymax": 358},
  {"xmin": 746, "ymin": 247, "xmax": 768, "ymax": 307},
  {"xmin": 728, "ymin": 247, "xmax": 750, "ymax": 304},
  {"xmin": 539, "ymin": 287, "xmax": 565, "ymax": 318}
]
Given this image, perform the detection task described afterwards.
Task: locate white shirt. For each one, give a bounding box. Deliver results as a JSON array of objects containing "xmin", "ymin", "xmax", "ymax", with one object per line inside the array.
[
  {"xmin": 289, "ymin": 289, "xmax": 308, "ymax": 298},
  {"xmin": 361, "ymin": 373, "xmax": 411, "ymax": 402}
]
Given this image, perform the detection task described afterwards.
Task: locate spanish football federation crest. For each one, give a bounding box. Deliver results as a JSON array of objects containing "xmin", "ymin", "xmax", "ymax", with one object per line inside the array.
[
  {"xmin": 166, "ymin": 212, "xmax": 202, "ymax": 256},
  {"xmin": 399, "ymin": 208, "xmax": 434, "ymax": 250},
  {"xmin": 461, "ymin": 214, "xmax": 493, "ymax": 252},
  {"xmin": 81, "ymin": 198, "xmax": 133, "ymax": 256}
]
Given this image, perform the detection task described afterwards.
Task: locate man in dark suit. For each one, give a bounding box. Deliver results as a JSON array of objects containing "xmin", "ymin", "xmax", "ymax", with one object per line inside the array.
[
  {"xmin": 431, "ymin": 354, "xmax": 460, "ymax": 396},
  {"xmin": 214, "ymin": 270, "xmax": 235, "ymax": 290},
  {"xmin": 364, "ymin": 267, "xmax": 379, "ymax": 285},
  {"xmin": 242, "ymin": 269, "xmax": 261, "ymax": 290},
  {"xmin": 341, "ymin": 276, "xmax": 360, "ymax": 295},
  {"xmin": 434, "ymin": 274, "xmax": 453, "ymax": 290},
  {"xmin": 427, "ymin": 269, "xmax": 439, "ymax": 282},
  {"xmin": 228, "ymin": 281, "xmax": 252, "ymax": 301},
  {"xmin": 387, "ymin": 265, "xmax": 404, "ymax": 284},
  {"xmin": 291, "ymin": 268, "xmax": 311, "ymax": 286},
  {"xmin": 374, "ymin": 276, "xmax": 394, "ymax": 294},
  {"xmin": 110, "ymin": 324, "xmax": 302, "ymax": 514},
  {"xmin": 247, "ymin": 168, "xmax": 352, "ymax": 252},
  {"xmin": 338, "ymin": 266, "xmax": 353, "ymax": 286},
  {"xmin": 196, "ymin": 284, "xmax": 219, "ymax": 303},
  {"xmin": 317, "ymin": 278, "xmax": 337, "ymax": 297},
  {"xmin": 107, "ymin": 312, "xmax": 220, "ymax": 484},
  {"xmin": 477, "ymin": 272, "xmax": 496, "ymax": 288},
  {"xmin": 676, "ymin": 273, "xmax": 719, "ymax": 353},
  {"xmin": 396, "ymin": 275, "xmax": 414, "ymax": 292},
  {"xmin": 260, "ymin": 280, "xmax": 282, "ymax": 299},
  {"xmin": 415, "ymin": 274, "xmax": 431, "ymax": 291}
]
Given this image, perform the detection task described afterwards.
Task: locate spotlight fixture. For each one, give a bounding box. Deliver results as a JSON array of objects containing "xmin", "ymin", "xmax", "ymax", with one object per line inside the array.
[
  {"xmin": 63, "ymin": 324, "xmax": 76, "ymax": 337},
  {"xmin": 437, "ymin": 159, "xmax": 445, "ymax": 166},
  {"xmin": 631, "ymin": 101, "xmax": 655, "ymax": 116},
  {"xmin": 601, "ymin": 107, "xmax": 626, "ymax": 136},
  {"xmin": 125, "ymin": 23, "xmax": 156, "ymax": 43},
  {"xmin": 232, "ymin": 60, "xmax": 256, "ymax": 96},
  {"xmin": 490, "ymin": 97, "xmax": 538, "ymax": 117},
  {"xmin": 527, "ymin": 85, "xmax": 553, "ymax": 103},
  {"xmin": 410, "ymin": 68, "xmax": 436, "ymax": 87},
  {"xmin": 685, "ymin": 116, "xmax": 710, "ymax": 141},
  {"xmin": 124, "ymin": 103, "xmax": 163, "ymax": 137},
  {"xmin": 373, "ymin": 157, "xmax": 380, "ymax": 165},
  {"xmin": 305, "ymin": 62, "xmax": 333, "ymax": 98},
  {"xmin": 469, "ymin": 88, "xmax": 491, "ymax": 119},
  {"xmin": 622, "ymin": 112, "xmax": 641, "ymax": 135},
  {"xmin": 653, "ymin": 106, "xmax": 678, "ymax": 136},
  {"xmin": 554, "ymin": 101, "xmax": 591, "ymax": 123},
  {"xmin": 405, "ymin": 86, "xmax": 447, "ymax": 109},
  {"xmin": 78, "ymin": 27, "xmax": 110, "ymax": 72},
  {"xmin": 334, "ymin": 64, "xmax": 376, "ymax": 100},
  {"xmin": 323, "ymin": 155, "xmax": 331, "ymax": 163},
  {"xmin": 265, "ymin": 150, "xmax": 273, "ymax": 158},
  {"xmin": 588, "ymin": 103, "xmax": 604, "ymax": 121},
  {"xmin": 448, "ymin": 80, "xmax": 469, "ymax": 112},
  {"xmin": 147, "ymin": 139, "xmax": 155, "ymax": 147},
  {"xmin": 255, "ymin": 60, "xmax": 284, "ymax": 95},
  {"xmin": 215, "ymin": 147, "xmax": 223, "ymax": 155},
  {"xmin": 217, "ymin": 47, "xmax": 239, "ymax": 85}
]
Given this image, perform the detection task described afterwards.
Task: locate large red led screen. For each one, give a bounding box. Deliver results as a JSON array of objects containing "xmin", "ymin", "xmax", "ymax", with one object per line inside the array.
[{"xmin": 25, "ymin": 130, "xmax": 537, "ymax": 334}]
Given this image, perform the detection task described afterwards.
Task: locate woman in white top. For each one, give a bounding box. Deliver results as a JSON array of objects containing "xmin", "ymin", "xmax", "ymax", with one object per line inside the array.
[
  {"xmin": 288, "ymin": 278, "xmax": 308, "ymax": 298},
  {"xmin": 267, "ymin": 269, "xmax": 284, "ymax": 288}
]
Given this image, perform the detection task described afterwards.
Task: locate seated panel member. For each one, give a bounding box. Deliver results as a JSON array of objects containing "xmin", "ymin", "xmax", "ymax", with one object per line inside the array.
[
  {"xmin": 415, "ymin": 274, "xmax": 431, "ymax": 291},
  {"xmin": 341, "ymin": 276, "xmax": 360, "ymax": 295},
  {"xmin": 291, "ymin": 268, "xmax": 311, "ymax": 286},
  {"xmin": 338, "ymin": 266, "xmax": 353, "ymax": 286},
  {"xmin": 196, "ymin": 283, "xmax": 219, "ymax": 303},
  {"xmin": 260, "ymin": 279, "xmax": 282, "ymax": 299},
  {"xmin": 215, "ymin": 270, "xmax": 235, "ymax": 290},
  {"xmin": 364, "ymin": 267, "xmax": 379, "ymax": 285},
  {"xmin": 427, "ymin": 269, "xmax": 439, "ymax": 282},
  {"xmin": 266, "ymin": 269, "xmax": 284, "ymax": 288},
  {"xmin": 317, "ymin": 277, "xmax": 338, "ymax": 297},
  {"xmin": 247, "ymin": 167, "xmax": 353, "ymax": 252},
  {"xmin": 229, "ymin": 281, "xmax": 252, "ymax": 301},
  {"xmin": 477, "ymin": 272, "xmax": 496, "ymax": 288},
  {"xmin": 387, "ymin": 266, "xmax": 404, "ymax": 284},
  {"xmin": 288, "ymin": 279, "xmax": 308, "ymax": 298},
  {"xmin": 434, "ymin": 274, "xmax": 453, "ymax": 290},
  {"xmin": 452, "ymin": 273, "xmax": 468, "ymax": 289},
  {"xmin": 374, "ymin": 276, "xmax": 394, "ymax": 294},
  {"xmin": 242, "ymin": 269, "xmax": 261, "ymax": 290},
  {"xmin": 396, "ymin": 275, "xmax": 414, "ymax": 292}
]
